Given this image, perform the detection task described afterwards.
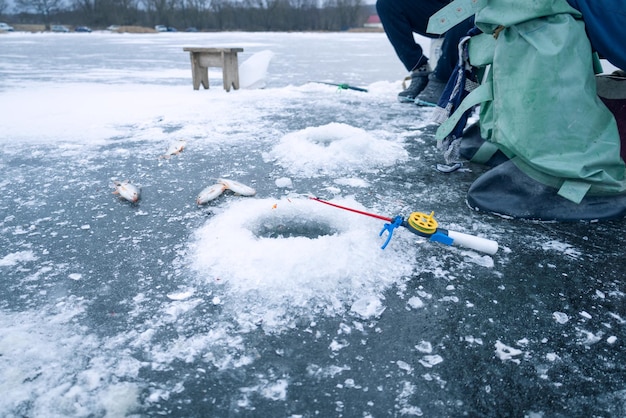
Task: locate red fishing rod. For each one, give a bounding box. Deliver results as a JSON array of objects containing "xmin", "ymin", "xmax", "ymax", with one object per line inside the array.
[{"xmin": 310, "ymin": 197, "xmax": 498, "ymax": 254}]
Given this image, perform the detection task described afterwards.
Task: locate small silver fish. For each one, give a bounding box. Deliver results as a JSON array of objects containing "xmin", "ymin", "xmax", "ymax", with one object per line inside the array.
[
  {"xmin": 217, "ymin": 178, "xmax": 256, "ymax": 196},
  {"xmin": 113, "ymin": 180, "xmax": 141, "ymax": 203},
  {"xmin": 197, "ymin": 183, "xmax": 226, "ymax": 205},
  {"xmin": 160, "ymin": 140, "xmax": 186, "ymax": 159}
]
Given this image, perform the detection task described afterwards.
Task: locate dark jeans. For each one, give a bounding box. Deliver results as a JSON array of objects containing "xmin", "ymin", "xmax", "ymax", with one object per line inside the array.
[
  {"xmin": 566, "ymin": 0, "xmax": 626, "ymax": 71},
  {"xmin": 376, "ymin": 0, "xmax": 474, "ymax": 81}
]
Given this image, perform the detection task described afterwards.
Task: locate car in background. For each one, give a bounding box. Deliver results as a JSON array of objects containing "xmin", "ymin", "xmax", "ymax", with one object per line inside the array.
[
  {"xmin": 75, "ymin": 26, "xmax": 92, "ymax": 32},
  {"xmin": 107, "ymin": 25, "xmax": 120, "ymax": 31},
  {"xmin": 186, "ymin": 27, "xmax": 198, "ymax": 32},
  {"xmin": 155, "ymin": 25, "xmax": 178, "ymax": 32},
  {"xmin": 0, "ymin": 22, "xmax": 14, "ymax": 32},
  {"xmin": 51, "ymin": 25, "xmax": 70, "ymax": 32}
]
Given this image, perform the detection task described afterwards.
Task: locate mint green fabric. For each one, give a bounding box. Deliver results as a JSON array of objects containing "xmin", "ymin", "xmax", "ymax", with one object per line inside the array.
[
  {"xmin": 471, "ymin": 140, "xmax": 501, "ymax": 164},
  {"xmin": 427, "ymin": 0, "xmax": 487, "ymax": 34},
  {"xmin": 435, "ymin": 0, "xmax": 626, "ymax": 201},
  {"xmin": 474, "ymin": 0, "xmax": 580, "ymax": 31}
]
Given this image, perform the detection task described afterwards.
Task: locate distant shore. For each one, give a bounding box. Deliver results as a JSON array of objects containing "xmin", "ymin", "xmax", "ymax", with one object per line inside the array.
[{"xmin": 6, "ymin": 23, "xmax": 384, "ymax": 34}]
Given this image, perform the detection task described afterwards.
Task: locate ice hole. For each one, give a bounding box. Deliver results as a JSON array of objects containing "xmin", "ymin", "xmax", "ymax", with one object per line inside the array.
[
  {"xmin": 251, "ymin": 217, "xmax": 339, "ymax": 239},
  {"xmin": 310, "ymin": 134, "xmax": 337, "ymax": 146}
]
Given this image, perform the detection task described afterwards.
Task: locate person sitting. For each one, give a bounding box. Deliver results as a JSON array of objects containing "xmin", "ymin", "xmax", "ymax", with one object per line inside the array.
[
  {"xmin": 432, "ymin": 0, "xmax": 626, "ymax": 221},
  {"xmin": 376, "ymin": 0, "xmax": 473, "ymax": 105}
]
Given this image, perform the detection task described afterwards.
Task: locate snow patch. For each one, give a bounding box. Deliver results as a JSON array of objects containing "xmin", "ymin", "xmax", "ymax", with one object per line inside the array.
[
  {"xmin": 266, "ymin": 123, "xmax": 408, "ymax": 177},
  {"xmin": 553, "ymin": 312, "xmax": 569, "ymax": 324},
  {"xmin": 494, "ymin": 340, "xmax": 524, "ymax": 364},
  {"xmin": 351, "ymin": 295, "xmax": 386, "ymax": 319},
  {"xmin": 189, "ymin": 197, "xmax": 415, "ymax": 332},
  {"xmin": 0, "ymin": 250, "xmax": 37, "ymax": 267},
  {"xmin": 407, "ymin": 296, "xmax": 424, "ymax": 310},
  {"xmin": 541, "ymin": 240, "xmax": 582, "ymax": 259},
  {"xmin": 275, "ymin": 177, "xmax": 293, "ymax": 188}
]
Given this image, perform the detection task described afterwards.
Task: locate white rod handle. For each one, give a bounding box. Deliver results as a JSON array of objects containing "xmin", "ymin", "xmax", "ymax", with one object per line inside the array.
[{"xmin": 447, "ymin": 230, "xmax": 498, "ymax": 255}]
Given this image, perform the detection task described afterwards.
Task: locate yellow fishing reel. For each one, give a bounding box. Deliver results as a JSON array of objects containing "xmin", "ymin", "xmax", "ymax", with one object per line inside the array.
[
  {"xmin": 406, "ymin": 211, "xmax": 438, "ymax": 237},
  {"xmin": 381, "ymin": 211, "xmax": 445, "ymax": 249}
]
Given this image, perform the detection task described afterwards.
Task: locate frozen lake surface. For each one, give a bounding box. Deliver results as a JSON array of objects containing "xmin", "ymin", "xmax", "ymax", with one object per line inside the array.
[{"xmin": 1, "ymin": 31, "xmax": 626, "ymax": 417}]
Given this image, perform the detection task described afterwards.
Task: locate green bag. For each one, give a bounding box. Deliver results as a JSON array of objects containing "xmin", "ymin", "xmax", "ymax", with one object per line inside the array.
[{"xmin": 435, "ymin": 0, "xmax": 626, "ymax": 203}]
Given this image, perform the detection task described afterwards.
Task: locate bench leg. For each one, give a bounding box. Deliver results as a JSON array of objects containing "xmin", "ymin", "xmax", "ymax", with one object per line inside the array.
[
  {"xmin": 189, "ymin": 52, "xmax": 209, "ymax": 90},
  {"xmin": 200, "ymin": 67, "xmax": 209, "ymax": 89},
  {"xmin": 222, "ymin": 52, "xmax": 240, "ymax": 92}
]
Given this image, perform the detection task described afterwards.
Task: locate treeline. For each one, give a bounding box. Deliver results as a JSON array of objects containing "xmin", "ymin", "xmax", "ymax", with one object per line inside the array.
[{"xmin": 5, "ymin": 0, "xmax": 375, "ymax": 32}]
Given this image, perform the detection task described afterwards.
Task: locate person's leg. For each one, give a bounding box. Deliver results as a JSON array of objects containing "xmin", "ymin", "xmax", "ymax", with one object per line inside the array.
[
  {"xmin": 433, "ymin": 17, "xmax": 474, "ymax": 81},
  {"xmin": 377, "ymin": 0, "xmax": 449, "ymax": 102},
  {"xmin": 376, "ymin": 0, "xmax": 448, "ymax": 71},
  {"xmin": 416, "ymin": 17, "xmax": 475, "ymax": 105}
]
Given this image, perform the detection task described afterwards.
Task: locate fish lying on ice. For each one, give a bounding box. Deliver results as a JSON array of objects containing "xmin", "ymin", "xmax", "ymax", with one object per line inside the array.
[
  {"xmin": 196, "ymin": 183, "xmax": 226, "ymax": 205},
  {"xmin": 196, "ymin": 178, "xmax": 256, "ymax": 205},
  {"xmin": 160, "ymin": 140, "xmax": 186, "ymax": 159},
  {"xmin": 217, "ymin": 178, "xmax": 256, "ymax": 196},
  {"xmin": 113, "ymin": 180, "xmax": 141, "ymax": 203}
]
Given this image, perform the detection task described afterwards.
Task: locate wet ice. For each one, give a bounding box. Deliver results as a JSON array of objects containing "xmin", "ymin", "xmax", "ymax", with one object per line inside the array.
[{"xmin": 1, "ymin": 30, "xmax": 624, "ymax": 418}]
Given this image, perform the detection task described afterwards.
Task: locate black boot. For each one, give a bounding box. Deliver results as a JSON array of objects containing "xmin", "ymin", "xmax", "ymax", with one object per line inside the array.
[
  {"xmin": 415, "ymin": 73, "xmax": 447, "ymax": 106},
  {"xmin": 398, "ymin": 64, "xmax": 430, "ymax": 103},
  {"xmin": 467, "ymin": 160, "xmax": 626, "ymax": 221}
]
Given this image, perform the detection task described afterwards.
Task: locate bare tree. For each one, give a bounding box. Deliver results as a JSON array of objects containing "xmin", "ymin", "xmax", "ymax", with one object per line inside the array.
[
  {"xmin": 11, "ymin": 0, "xmax": 371, "ymax": 31},
  {"xmin": 16, "ymin": 0, "xmax": 66, "ymax": 28},
  {"xmin": 70, "ymin": 0, "xmax": 133, "ymax": 25},
  {"xmin": 141, "ymin": 0, "xmax": 180, "ymax": 26},
  {"xmin": 112, "ymin": 0, "xmax": 141, "ymax": 25},
  {"xmin": 0, "ymin": 0, "xmax": 8, "ymax": 17},
  {"xmin": 210, "ymin": 0, "xmax": 235, "ymax": 30},
  {"xmin": 243, "ymin": 0, "xmax": 284, "ymax": 30},
  {"xmin": 324, "ymin": 0, "xmax": 362, "ymax": 30},
  {"xmin": 287, "ymin": 0, "xmax": 320, "ymax": 30},
  {"xmin": 178, "ymin": 0, "xmax": 209, "ymax": 29}
]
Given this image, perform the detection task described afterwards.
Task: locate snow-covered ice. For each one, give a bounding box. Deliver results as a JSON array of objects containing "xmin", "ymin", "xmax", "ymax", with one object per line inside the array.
[{"xmin": 1, "ymin": 30, "xmax": 625, "ymax": 417}]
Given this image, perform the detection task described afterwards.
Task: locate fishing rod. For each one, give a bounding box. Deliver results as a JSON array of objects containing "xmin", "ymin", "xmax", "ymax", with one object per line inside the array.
[
  {"xmin": 311, "ymin": 81, "xmax": 369, "ymax": 92},
  {"xmin": 310, "ymin": 197, "xmax": 498, "ymax": 255}
]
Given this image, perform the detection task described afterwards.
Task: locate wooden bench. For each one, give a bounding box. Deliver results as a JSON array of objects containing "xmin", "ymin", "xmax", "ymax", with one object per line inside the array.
[{"xmin": 183, "ymin": 47, "xmax": 244, "ymax": 92}]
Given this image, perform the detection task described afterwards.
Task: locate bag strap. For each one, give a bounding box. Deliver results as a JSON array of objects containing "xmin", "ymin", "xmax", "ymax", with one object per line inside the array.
[
  {"xmin": 435, "ymin": 81, "xmax": 493, "ymax": 142},
  {"xmin": 471, "ymin": 140, "xmax": 501, "ymax": 164},
  {"xmin": 427, "ymin": 0, "xmax": 487, "ymax": 35},
  {"xmin": 558, "ymin": 180, "xmax": 592, "ymax": 204}
]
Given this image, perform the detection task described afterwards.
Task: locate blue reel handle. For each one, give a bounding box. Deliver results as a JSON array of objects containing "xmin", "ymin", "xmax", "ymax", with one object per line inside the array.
[{"xmin": 379, "ymin": 216, "xmax": 404, "ymax": 249}]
